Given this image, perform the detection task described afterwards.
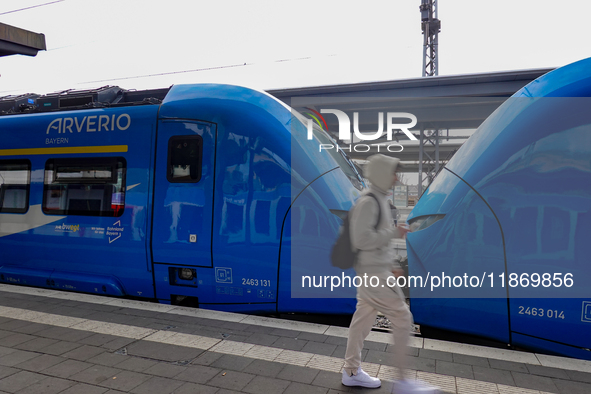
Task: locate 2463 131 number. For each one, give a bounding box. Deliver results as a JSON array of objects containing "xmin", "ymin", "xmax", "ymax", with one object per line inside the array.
[{"xmin": 242, "ymin": 278, "xmax": 271, "ymax": 287}]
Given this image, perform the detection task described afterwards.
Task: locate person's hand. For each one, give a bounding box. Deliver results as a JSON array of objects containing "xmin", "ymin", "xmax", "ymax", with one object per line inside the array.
[
  {"xmin": 397, "ymin": 224, "xmax": 411, "ymax": 238},
  {"xmin": 392, "ymin": 268, "xmax": 404, "ymax": 278}
]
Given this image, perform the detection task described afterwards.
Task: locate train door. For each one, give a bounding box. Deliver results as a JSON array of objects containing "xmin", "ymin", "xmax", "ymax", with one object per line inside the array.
[{"xmin": 151, "ymin": 119, "xmax": 216, "ymax": 271}]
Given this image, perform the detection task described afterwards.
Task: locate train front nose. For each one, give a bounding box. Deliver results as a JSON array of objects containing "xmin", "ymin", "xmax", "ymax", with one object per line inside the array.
[{"xmin": 406, "ymin": 169, "xmax": 510, "ymax": 343}]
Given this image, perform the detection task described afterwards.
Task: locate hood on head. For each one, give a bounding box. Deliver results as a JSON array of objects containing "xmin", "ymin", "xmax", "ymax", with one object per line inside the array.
[{"xmin": 366, "ymin": 154, "xmax": 399, "ymax": 193}]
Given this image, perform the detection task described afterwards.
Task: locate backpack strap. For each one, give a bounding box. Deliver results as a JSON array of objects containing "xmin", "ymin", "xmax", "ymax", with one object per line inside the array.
[{"xmin": 366, "ymin": 192, "xmax": 382, "ymax": 230}]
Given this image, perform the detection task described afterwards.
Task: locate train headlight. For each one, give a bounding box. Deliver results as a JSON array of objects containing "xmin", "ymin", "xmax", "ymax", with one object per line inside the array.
[
  {"xmin": 179, "ymin": 268, "xmax": 195, "ymax": 280},
  {"xmin": 407, "ymin": 214, "xmax": 445, "ymax": 232}
]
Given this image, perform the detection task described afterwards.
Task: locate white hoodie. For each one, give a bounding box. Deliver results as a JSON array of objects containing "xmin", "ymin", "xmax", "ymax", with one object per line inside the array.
[{"xmin": 350, "ymin": 154, "xmax": 403, "ymax": 273}]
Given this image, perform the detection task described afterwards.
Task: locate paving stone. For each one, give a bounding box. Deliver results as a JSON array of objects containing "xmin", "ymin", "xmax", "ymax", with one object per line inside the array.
[
  {"xmin": 0, "ymin": 370, "xmax": 45, "ymax": 393},
  {"xmin": 210, "ymin": 354, "xmax": 253, "ymax": 372},
  {"xmin": 0, "ymin": 348, "xmax": 15, "ymax": 358},
  {"xmin": 243, "ymin": 375, "xmax": 291, "ymax": 394},
  {"xmin": 553, "ymin": 378, "xmax": 591, "ymax": 394},
  {"xmin": 97, "ymin": 370, "xmax": 151, "ymax": 392},
  {"xmin": 419, "ymin": 349, "xmax": 454, "ymax": 362},
  {"xmin": 436, "ymin": 360, "xmax": 474, "ymax": 379},
  {"xmin": 243, "ymin": 359, "xmax": 286, "ymax": 378},
  {"xmin": 512, "ymin": 371, "xmax": 559, "ymax": 392},
  {"xmin": 114, "ymin": 357, "xmax": 158, "ymax": 373},
  {"xmin": 38, "ymin": 341, "xmax": 82, "ymax": 356},
  {"xmin": 170, "ymin": 382, "xmax": 218, "ymax": 394},
  {"xmin": 192, "ymin": 352, "xmax": 223, "ymax": 366},
  {"xmin": 363, "ymin": 341, "xmax": 388, "ymax": 352},
  {"xmin": 174, "ymin": 365, "xmax": 221, "ymax": 384},
  {"xmin": 14, "ymin": 324, "xmax": 51, "ymax": 336},
  {"xmin": 86, "ymin": 352, "xmax": 127, "ymax": 367},
  {"xmin": 78, "ymin": 334, "xmax": 122, "ymax": 347},
  {"xmin": 386, "ymin": 344, "xmax": 419, "ymax": 356},
  {"xmin": 526, "ymin": 364, "xmax": 570, "ymax": 380},
  {"xmin": 488, "ymin": 358, "xmax": 529, "ymax": 373},
  {"xmin": 269, "ymin": 328, "xmax": 301, "ymax": 338},
  {"xmin": 242, "ymin": 333, "xmax": 280, "ymax": 346},
  {"xmin": 301, "ymin": 341, "xmax": 338, "ymax": 356},
  {"xmin": 325, "ymin": 337, "xmax": 348, "ymax": 347},
  {"xmin": 58, "ymin": 383, "xmax": 108, "ymax": 394},
  {"xmin": 143, "ymin": 362, "xmax": 187, "ymax": 378},
  {"xmin": 207, "ymin": 370, "xmax": 254, "ymax": 391},
  {"xmin": 296, "ymin": 332, "xmax": 329, "ymax": 343},
  {"xmin": 0, "ymin": 350, "xmax": 38, "ymax": 367},
  {"xmin": 101, "ymin": 338, "xmax": 136, "ymax": 351},
  {"xmin": 472, "ymin": 365, "xmax": 515, "ymax": 386},
  {"xmin": 37, "ymin": 327, "xmax": 93, "ymax": 342},
  {"xmin": 565, "ymin": 369, "xmax": 591, "ymax": 384},
  {"xmin": 364, "ymin": 350, "xmax": 395, "ymax": 366},
  {"xmin": 0, "ymin": 333, "xmax": 35, "ymax": 348},
  {"xmin": 0, "ymin": 333, "xmax": 13, "ymax": 342},
  {"xmin": 14, "ymin": 337, "xmax": 59, "ymax": 352},
  {"xmin": 327, "ymin": 390, "xmax": 349, "ymax": 394},
  {"xmin": 243, "ymin": 325, "xmax": 274, "ymax": 334},
  {"xmin": 0, "ymin": 321, "xmax": 34, "ymax": 332},
  {"xmin": 0, "ymin": 366, "xmax": 18, "ymax": 380},
  {"xmin": 215, "ymin": 389, "xmax": 243, "ymax": 394},
  {"xmin": 70, "ymin": 365, "xmax": 122, "ymax": 385},
  {"xmin": 272, "ymin": 337, "xmax": 307, "ymax": 351},
  {"xmin": 129, "ymin": 376, "xmax": 185, "ymax": 394},
  {"xmin": 451, "ymin": 353, "xmax": 490, "ymax": 367},
  {"xmin": 15, "ymin": 354, "xmax": 65, "ymax": 372},
  {"xmin": 61, "ymin": 345, "xmax": 106, "ymax": 362},
  {"xmin": 42, "ymin": 359, "xmax": 94, "ymax": 379},
  {"xmin": 284, "ymin": 381, "xmax": 329, "ymax": 394},
  {"xmin": 15, "ymin": 376, "xmax": 74, "ymax": 394},
  {"xmin": 277, "ymin": 364, "xmax": 320, "ymax": 384},
  {"xmin": 126, "ymin": 341, "xmax": 203, "ymax": 362},
  {"xmin": 48, "ymin": 306, "xmax": 95, "ymax": 318},
  {"xmin": 312, "ymin": 370, "xmax": 349, "ymax": 390},
  {"xmin": 410, "ymin": 356, "xmax": 436, "ymax": 373}
]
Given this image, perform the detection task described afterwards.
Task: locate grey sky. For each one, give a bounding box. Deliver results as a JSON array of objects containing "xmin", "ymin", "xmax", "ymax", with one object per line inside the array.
[{"xmin": 1, "ymin": 0, "xmax": 590, "ymax": 95}]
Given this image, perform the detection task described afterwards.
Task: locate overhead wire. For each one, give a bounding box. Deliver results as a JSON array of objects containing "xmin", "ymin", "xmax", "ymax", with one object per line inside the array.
[
  {"xmin": 0, "ymin": 0, "xmax": 65, "ymax": 16},
  {"xmin": 78, "ymin": 54, "xmax": 337, "ymax": 85}
]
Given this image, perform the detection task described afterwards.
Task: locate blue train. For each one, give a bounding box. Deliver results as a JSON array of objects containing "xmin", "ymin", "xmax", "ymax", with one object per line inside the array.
[
  {"xmin": 407, "ymin": 57, "xmax": 591, "ymax": 360},
  {"xmin": 0, "ymin": 84, "xmax": 363, "ymax": 315}
]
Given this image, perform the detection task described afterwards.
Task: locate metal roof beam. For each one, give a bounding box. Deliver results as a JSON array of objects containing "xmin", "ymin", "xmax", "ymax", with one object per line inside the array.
[{"xmin": 0, "ymin": 22, "xmax": 46, "ymax": 57}]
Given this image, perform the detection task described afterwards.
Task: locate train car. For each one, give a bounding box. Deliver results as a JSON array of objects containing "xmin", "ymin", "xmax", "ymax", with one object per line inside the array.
[
  {"xmin": 407, "ymin": 57, "xmax": 591, "ymax": 359},
  {"xmin": 0, "ymin": 84, "xmax": 363, "ymax": 315}
]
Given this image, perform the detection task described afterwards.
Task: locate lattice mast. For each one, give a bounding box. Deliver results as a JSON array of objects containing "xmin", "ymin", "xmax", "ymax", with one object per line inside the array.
[{"xmin": 420, "ymin": 0, "xmax": 441, "ymax": 77}]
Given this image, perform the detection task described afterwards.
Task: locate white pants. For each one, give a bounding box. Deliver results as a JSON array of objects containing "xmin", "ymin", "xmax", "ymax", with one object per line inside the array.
[{"xmin": 344, "ymin": 272, "xmax": 413, "ymax": 380}]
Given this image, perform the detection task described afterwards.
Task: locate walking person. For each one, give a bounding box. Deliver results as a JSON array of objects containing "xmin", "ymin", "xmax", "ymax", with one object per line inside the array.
[{"xmin": 341, "ymin": 154, "xmax": 439, "ymax": 393}]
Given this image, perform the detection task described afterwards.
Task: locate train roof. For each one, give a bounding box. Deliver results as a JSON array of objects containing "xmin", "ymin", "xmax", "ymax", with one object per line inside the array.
[{"xmin": 0, "ymin": 85, "xmax": 171, "ymax": 116}]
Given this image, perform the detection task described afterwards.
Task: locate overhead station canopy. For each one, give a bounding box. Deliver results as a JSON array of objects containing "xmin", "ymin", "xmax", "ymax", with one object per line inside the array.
[
  {"xmin": 0, "ymin": 22, "xmax": 46, "ymax": 57},
  {"xmin": 268, "ymin": 68, "xmax": 555, "ymax": 168}
]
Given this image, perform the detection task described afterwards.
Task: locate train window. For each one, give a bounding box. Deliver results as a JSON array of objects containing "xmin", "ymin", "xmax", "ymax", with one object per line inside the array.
[
  {"xmin": 0, "ymin": 160, "xmax": 30, "ymax": 214},
  {"xmin": 43, "ymin": 157, "xmax": 126, "ymax": 217},
  {"xmin": 168, "ymin": 135, "xmax": 202, "ymax": 183}
]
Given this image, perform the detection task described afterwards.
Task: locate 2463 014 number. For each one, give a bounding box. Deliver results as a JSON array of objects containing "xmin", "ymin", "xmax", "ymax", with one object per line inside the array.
[{"xmin": 518, "ymin": 306, "xmax": 565, "ymax": 319}]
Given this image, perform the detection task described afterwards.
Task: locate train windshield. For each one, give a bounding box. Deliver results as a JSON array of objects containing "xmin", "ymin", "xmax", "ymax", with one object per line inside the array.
[{"xmin": 292, "ymin": 111, "xmax": 363, "ymax": 190}]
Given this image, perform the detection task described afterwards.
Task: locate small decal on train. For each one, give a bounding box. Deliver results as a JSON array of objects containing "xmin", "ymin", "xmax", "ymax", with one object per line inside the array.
[{"xmin": 54, "ymin": 223, "xmax": 80, "ymax": 233}]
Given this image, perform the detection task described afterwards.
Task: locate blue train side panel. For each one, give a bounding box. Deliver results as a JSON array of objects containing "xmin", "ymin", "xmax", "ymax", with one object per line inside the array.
[
  {"xmin": 0, "ymin": 106, "xmax": 159, "ymax": 298},
  {"xmin": 408, "ymin": 57, "xmax": 591, "ymax": 359}
]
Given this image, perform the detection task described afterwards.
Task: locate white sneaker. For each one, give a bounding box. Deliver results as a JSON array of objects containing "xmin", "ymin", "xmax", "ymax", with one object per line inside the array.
[
  {"xmin": 393, "ymin": 379, "xmax": 440, "ymax": 393},
  {"xmin": 342, "ymin": 367, "xmax": 381, "ymax": 388}
]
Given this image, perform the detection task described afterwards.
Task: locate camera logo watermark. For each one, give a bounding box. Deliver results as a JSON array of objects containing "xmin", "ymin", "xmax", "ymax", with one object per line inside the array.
[{"xmin": 303, "ymin": 108, "xmax": 417, "ymax": 153}]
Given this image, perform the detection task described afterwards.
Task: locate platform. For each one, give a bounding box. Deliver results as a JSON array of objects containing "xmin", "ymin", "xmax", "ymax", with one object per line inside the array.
[{"xmin": 0, "ymin": 285, "xmax": 588, "ymax": 393}]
